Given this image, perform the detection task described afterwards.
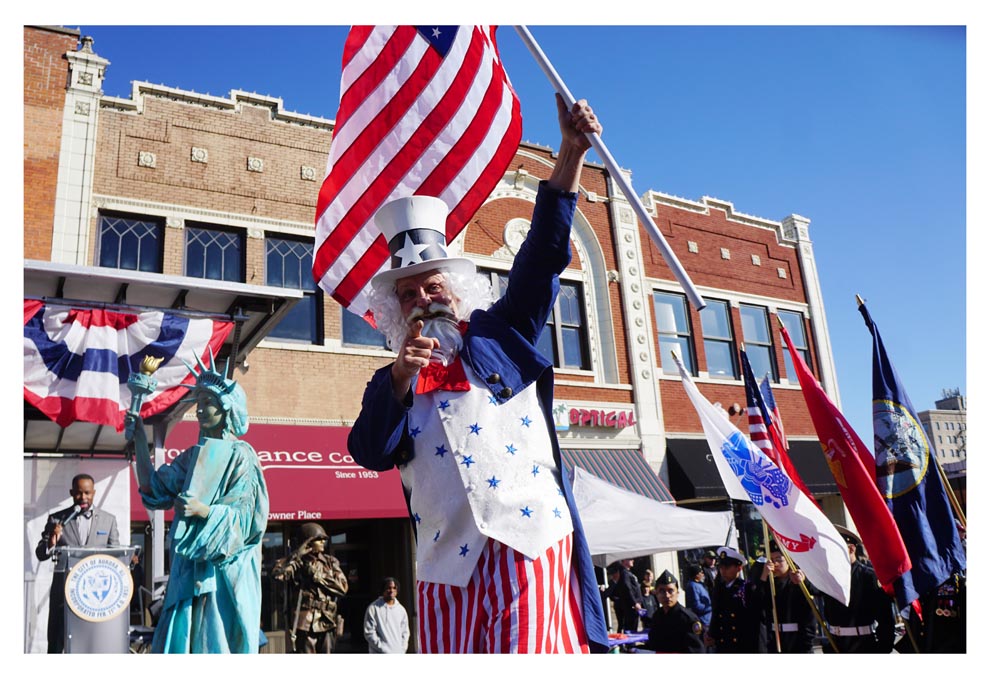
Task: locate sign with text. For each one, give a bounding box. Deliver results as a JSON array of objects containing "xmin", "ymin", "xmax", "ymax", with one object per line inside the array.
[{"xmin": 130, "ymin": 422, "xmax": 408, "ymax": 521}]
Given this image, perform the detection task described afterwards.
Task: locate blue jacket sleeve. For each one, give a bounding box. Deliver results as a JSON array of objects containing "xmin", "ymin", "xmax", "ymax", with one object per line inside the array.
[
  {"xmin": 487, "ymin": 182, "xmax": 577, "ymax": 344},
  {"xmin": 347, "ymin": 364, "xmax": 415, "ymax": 471}
]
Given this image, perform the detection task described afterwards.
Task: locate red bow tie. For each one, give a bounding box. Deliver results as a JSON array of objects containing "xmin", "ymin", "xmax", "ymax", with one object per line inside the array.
[{"xmin": 416, "ymin": 356, "xmax": 471, "ymax": 394}]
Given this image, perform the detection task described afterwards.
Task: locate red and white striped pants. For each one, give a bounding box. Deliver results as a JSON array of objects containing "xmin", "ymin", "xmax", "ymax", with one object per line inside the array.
[{"xmin": 416, "ymin": 533, "xmax": 590, "ymax": 653}]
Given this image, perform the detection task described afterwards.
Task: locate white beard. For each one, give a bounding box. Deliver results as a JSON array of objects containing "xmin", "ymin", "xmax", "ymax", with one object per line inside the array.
[{"xmin": 407, "ymin": 303, "xmax": 463, "ymax": 367}]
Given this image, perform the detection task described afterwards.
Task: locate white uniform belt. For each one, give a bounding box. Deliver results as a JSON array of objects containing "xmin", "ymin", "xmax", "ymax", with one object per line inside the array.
[
  {"xmin": 773, "ymin": 623, "xmax": 800, "ymax": 632},
  {"xmin": 827, "ymin": 623, "xmax": 877, "ymax": 637}
]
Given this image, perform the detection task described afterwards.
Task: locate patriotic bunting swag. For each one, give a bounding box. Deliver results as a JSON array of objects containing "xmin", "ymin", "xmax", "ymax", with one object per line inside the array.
[
  {"xmin": 24, "ymin": 300, "xmax": 233, "ymax": 431},
  {"xmin": 313, "ymin": 25, "xmax": 523, "ymax": 321}
]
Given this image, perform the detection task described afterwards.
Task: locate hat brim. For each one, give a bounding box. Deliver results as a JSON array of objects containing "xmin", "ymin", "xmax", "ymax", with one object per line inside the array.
[{"xmin": 370, "ymin": 257, "xmax": 477, "ymax": 290}]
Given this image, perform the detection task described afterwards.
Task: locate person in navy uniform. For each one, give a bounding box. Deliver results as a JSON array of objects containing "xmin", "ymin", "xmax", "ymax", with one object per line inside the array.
[
  {"xmin": 646, "ymin": 570, "xmax": 704, "ymax": 653},
  {"xmin": 820, "ymin": 525, "xmax": 895, "ymax": 653},
  {"xmin": 762, "ymin": 540, "xmax": 818, "ymax": 653},
  {"xmin": 706, "ymin": 546, "xmax": 767, "ymax": 653},
  {"xmin": 605, "ymin": 558, "xmax": 645, "ymax": 632}
]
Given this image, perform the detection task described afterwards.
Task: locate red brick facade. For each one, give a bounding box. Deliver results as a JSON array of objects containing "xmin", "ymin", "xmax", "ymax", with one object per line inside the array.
[{"xmin": 24, "ymin": 26, "xmax": 79, "ymax": 260}]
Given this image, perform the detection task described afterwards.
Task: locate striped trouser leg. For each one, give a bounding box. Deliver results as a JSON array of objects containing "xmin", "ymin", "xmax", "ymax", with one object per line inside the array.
[{"xmin": 416, "ymin": 533, "xmax": 590, "ymax": 653}]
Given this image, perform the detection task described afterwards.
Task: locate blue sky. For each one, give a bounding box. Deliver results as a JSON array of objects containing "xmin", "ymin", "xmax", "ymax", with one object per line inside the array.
[{"xmin": 29, "ymin": 22, "xmax": 972, "ymax": 443}]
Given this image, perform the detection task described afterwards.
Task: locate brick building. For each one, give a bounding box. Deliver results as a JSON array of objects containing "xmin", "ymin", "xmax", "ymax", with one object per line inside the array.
[{"xmin": 23, "ymin": 27, "xmax": 849, "ymax": 650}]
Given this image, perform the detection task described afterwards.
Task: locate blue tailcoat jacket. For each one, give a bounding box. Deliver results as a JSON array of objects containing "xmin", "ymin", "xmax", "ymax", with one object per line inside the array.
[{"xmin": 349, "ymin": 182, "xmax": 608, "ymax": 653}]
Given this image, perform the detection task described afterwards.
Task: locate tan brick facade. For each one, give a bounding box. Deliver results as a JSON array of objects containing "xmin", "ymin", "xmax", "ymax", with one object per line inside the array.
[{"xmin": 26, "ymin": 30, "xmax": 836, "ymax": 489}]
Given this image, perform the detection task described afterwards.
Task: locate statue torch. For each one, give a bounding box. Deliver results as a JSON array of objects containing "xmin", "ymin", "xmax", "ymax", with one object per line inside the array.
[{"xmin": 127, "ymin": 355, "xmax": 164, "ymax": 417}]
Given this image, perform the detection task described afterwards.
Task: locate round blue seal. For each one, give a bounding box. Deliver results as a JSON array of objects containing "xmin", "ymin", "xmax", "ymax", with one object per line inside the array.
[
  {"xmin": 872, "ymin": 399, "xmax": 929, "ymax": 499},
  {"xmin": 64, "ymin": 554, "xmax": 133, "ymax": 622}
]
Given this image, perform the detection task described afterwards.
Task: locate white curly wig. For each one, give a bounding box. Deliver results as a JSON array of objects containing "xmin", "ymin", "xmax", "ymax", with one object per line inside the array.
[{"xmin": 368, "ymin": 269, "xmax": 496, "ymax": 351}]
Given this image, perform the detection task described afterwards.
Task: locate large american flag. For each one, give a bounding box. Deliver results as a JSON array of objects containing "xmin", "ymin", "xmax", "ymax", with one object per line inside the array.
[
  {"xmin": 313, "ymin": 26, "xmax": 523, "ymax": 319},
  {"xmin": 740, "ymin": 348, "xmax": 817, "ymax": 504}
]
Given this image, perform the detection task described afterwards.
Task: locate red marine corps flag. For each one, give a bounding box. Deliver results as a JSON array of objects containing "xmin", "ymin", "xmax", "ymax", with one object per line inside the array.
[
  {"xmin": 313, "ymin": 26, "xmax": 522, "ymax": 321},
  {"xmin": 779, "ymin": 321, "xmax": 914, "ymax": 611}
]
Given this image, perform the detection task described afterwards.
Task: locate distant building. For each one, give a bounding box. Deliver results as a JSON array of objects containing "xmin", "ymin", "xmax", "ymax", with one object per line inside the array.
[{"xmin": 918, "ymin": 389, "xmax": 966, "ymax": 466}]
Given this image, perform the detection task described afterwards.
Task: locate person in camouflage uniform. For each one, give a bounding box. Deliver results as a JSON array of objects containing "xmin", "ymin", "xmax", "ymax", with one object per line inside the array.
[{"xmin": 272, "ymin": 522, "xmax": 349, "ymax": 653}]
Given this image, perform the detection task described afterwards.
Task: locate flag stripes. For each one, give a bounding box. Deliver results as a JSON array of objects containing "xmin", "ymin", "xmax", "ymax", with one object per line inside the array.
[{"xmin": 314, "ymin": 25, "xmax": 522, "ymax": 318}]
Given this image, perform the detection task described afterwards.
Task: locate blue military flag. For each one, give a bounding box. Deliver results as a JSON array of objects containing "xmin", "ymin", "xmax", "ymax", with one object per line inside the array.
[{"xmin": 859, "ymin": 300, "xmax": 965, "ymax": 602}]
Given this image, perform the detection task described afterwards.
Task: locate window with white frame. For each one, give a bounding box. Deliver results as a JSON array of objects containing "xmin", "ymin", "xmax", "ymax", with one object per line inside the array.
[
  {"xmin": 265, "ymin": 237, "xmax": 323, "ymax": 344},
  {"xmin": 653, "ymin": 291, "xmax": 695, "ymax": 375},
  {"xmin": 699, "ymin": 298, "xmax": 736, "ymax": 379},
  {"xmin": 185, "ymin": 224, "xmax": 244, "ymax": 282},
  {"xmin": 739, "ymin": 304, "xmax": 776, "ymax": 381},
  {"xmin": 97, "ymin": 212, "xmax": 163, "ymax": 273},
  {"xmin": 778, "ymin": 310, "xmax": 811, "ymax": 381}
]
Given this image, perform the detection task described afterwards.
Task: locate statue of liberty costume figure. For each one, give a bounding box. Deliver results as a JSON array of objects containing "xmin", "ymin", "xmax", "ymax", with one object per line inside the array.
[{"xmin": 125, "ymin": 353, "xmax": 269, "ymax": 653}]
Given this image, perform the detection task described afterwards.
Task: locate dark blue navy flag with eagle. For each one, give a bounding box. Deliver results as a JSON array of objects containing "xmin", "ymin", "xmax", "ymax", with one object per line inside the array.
[{"xmin": 860, "ymin": 301, "xmax": 965, "ymax": 602}]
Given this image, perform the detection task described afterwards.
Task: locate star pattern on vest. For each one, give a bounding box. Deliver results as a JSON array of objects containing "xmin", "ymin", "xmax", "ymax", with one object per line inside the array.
[
  {"xmin": 487, "ymin": 475, "xmax": 500, "ymax": 489},
  {"xmin": 433, "ymin": 530, "xmax": 441, "ymax": 542},
  {"xmin": 410, "ymin": 426, "xmax": 422, "ymax": 438},
  {"xmin": 505, "ymin": 443, "xmax": 517, "ymax": 455},
  {"xmin": 532, "ymin": 464, "xmax": 540, "ymax": 477},
  {"xmin": 438, "ymin": 400, "xmax": 450, "ymax": 411},
  {"xmin": 461, "ymin": 455, "xmax": 475, "ymax": 468},
  {"xmin": 520, "ymin": 506, "xmax": 533, "ymax": 518},
  {"xmin": 468, "ymin": 422, "xmax": 482, "ymax": 435},
  {"xmin": 520, "ymin": 416, "xmax": 532, "ymax": 427},
  {"xmin": 459, "ymin": 544, "xmax": 470, "ymax": 557},
  {"xmin": 488, "ymin": 395, "xmax": 499, "ymax": 405},
  {"xmin": 553, "ymin": 507, "xmax": 562, "ymax": 518},
  {"xmin": 435, "ymin": 444, "xmax": 447, "ymax": 458},
  {"xmin": 414, "ymin": 513, "xmax": 422, "ymax": 523}
]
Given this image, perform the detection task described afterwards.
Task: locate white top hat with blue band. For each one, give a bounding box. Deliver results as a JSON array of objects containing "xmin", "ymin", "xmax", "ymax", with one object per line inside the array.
[{"xmin": 370, "ymin": 195, "xmax": 476, "ymax": 289}]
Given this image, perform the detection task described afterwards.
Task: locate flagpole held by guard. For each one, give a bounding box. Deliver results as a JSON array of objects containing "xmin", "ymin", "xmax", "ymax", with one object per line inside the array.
[{"xmin": 514, "ymin": 25, "xmax": 706, "ymax": 311}]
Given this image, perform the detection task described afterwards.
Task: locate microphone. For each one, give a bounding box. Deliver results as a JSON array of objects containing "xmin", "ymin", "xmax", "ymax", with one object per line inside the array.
[{"xmin": 62, "ymin": 502, "xmax": 89, "ymax": 524}]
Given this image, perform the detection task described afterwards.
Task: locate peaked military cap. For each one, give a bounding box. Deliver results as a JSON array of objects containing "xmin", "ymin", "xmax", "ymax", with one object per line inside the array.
[
  {"xmin": 656, "ymin": 569, "xmax": 679, "ymax": 587},
  {"xmin": 717, "ymin": 545, "xmax": 745, "ymax": 565}
]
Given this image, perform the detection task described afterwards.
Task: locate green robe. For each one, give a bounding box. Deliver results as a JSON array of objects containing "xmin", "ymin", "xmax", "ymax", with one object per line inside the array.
[{"xmin": 140, "ymin": 437, "xmax": 269, "ymax": 653}]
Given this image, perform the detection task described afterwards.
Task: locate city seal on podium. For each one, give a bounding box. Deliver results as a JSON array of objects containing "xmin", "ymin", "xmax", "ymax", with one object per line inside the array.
[{"xmin": 64, "ymin": 554, "xmax": 133, "ymax": 622}]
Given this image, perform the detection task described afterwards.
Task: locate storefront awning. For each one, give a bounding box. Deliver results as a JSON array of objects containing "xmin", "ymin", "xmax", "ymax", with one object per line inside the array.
[
  {"xmin": 665, "ymin": 437, "xmax": 839, "ymax": 501},
  {"xmin": 130, "ymin": 422, "xmax": 409, "ymax": 522},
  {"xmin": 560, "ymin": 449, "xmax": 674, "ymax": 503},
  {"xmin": 665, "ymin": 438, "xmax": 727, "ymax": 501},
  {"xmin": 784, "ymin": 440, "xmax": 838, "ymax": 494}
]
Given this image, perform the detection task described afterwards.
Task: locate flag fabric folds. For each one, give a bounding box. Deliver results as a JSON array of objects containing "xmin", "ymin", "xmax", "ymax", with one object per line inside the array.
[
  {"xmin": 778, "ymin": 322, "xmax": 914, "ymax": 609},
  {"xmin": 859, "ymin": 301, "xmax": 966, "ymax": 600},
  {"xmin": 313, "ymin": 26, "xmax": 523, "ymax": 319},
  {"xmin": 740, "ymin": 348, "xmax": 816, "ymax": 504},
  {"xmin": 24, "ymin": 300, "xmax": 233, "ymax": 431},
  {"xmin": 673, "ymin": 353, "xmax": 850, "ymax": 605}
]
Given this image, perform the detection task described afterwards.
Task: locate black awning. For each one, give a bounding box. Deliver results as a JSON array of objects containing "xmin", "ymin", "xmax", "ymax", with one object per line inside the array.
[
  {"xmin": 786, "ymin": 440, "xmax": 838, "ymax": 494},
  {"xmin": 665, "ymin": 437, "xmax": 839, "ymax": 501},
  {"xmin": 665, "ymin": 438, "xmax": 728, "ymax": 501},
  {"xmin": 560, "ymin": 449, "xmax": 674, "ymax": 503}
]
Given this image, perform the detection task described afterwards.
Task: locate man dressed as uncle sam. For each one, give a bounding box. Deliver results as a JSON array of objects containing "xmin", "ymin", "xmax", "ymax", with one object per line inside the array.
[{"xmin": 348, "ymin": 95, "xmax": 608, "ymax": 653}]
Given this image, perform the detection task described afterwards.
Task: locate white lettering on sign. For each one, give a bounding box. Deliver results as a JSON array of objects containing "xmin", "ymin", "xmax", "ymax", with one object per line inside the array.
[
  {"xmin": 569, "ymin": 408, "xmax": 636, "ymax": 429},
  {"xmin": 165, "ymin": 443, "xmax": 367, "ymax": 471}
]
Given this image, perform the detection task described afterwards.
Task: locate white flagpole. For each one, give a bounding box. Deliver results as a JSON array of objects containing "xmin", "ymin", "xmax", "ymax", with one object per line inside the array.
[{"xmin": 514, "ymin": 25, "xmax": 706, "ymax": 311}]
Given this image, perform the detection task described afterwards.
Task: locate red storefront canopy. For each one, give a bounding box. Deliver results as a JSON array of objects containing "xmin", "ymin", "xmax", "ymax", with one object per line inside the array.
[{"xmin": 130, "ymin": 422, "xmax": 408, "ymax": 522}]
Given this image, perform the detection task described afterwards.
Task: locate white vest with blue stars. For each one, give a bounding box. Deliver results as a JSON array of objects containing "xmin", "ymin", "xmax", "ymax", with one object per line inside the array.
[{"xmin": 400, "ymin": 361, "xmax": 574, "ymax": 587}]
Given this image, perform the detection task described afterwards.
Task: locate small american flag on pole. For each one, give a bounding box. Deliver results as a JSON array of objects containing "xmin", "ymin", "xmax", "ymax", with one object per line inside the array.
[{"xmin": 313, "ymin": 26, "xmax": 523, "ymax": 320}]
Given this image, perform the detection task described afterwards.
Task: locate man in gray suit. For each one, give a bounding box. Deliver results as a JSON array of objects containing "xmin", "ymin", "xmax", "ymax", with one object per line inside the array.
[{"xmin": 36, "ymin": 473, "xmax": 120, "ymax": 653}]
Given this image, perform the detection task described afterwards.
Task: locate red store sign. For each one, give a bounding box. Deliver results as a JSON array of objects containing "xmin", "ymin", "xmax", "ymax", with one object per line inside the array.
[
  {"xmin": 129, "ymin": 422, "xmax": 408, "ymax": 522},
  {"xmin": 569, "ymin": 408, "xmax": 636, "ymax": 429}
]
